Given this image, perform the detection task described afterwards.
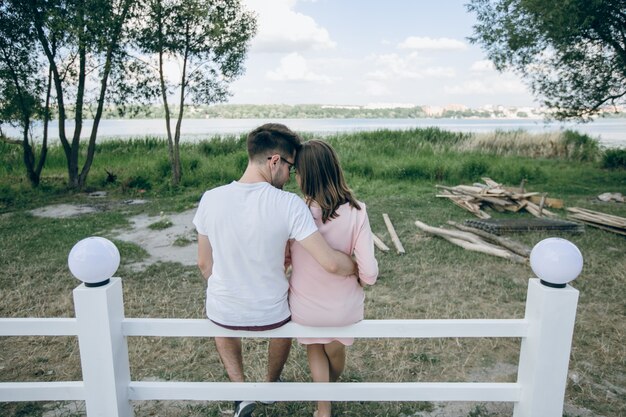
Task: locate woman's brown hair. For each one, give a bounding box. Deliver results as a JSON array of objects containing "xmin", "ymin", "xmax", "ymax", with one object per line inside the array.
[{"xmin": 295, "ymin": 140, "xmax": 361, "ymax": 223}]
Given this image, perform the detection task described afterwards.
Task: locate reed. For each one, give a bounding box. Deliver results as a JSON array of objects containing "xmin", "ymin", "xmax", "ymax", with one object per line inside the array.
[{"xmin": 458, "ymin": 129, "xmax": 601, "ymax": 161}]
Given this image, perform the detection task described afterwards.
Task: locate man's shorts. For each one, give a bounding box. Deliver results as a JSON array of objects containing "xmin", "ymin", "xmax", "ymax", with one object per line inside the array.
[{"xmin": 210, "ymin": 316, "xmax": 291, "ymax": 331}]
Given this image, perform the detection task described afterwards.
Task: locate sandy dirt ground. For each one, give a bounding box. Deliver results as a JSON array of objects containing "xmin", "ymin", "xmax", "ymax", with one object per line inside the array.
[
  {"xmin": 31, "ymin": 201, "xmax": 198, "ymax": 270},
  {"xmin": 29, "ymin": 202, "xmax": 601, "ymax": 417}
]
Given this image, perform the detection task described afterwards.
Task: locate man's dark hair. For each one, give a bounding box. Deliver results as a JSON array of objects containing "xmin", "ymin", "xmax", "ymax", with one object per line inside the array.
[{"xmin": 247, "ymin": 123, "xmax": 302, "ymax": 162}]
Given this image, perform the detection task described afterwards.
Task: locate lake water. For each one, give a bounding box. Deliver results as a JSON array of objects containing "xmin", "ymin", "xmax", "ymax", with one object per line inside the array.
[{"xmin": 7, "ymin": 117, "xmax": 626, "ymax": 148}]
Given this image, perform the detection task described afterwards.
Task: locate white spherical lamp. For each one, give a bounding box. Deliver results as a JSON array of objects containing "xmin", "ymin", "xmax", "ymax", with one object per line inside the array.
[
  {"xmin": 68, "ymin": 237, "xmax": 120, "ymax": 287},
  {"xmin": 530, "ymin": 238, "xmax": 583, "ymax": 288}
]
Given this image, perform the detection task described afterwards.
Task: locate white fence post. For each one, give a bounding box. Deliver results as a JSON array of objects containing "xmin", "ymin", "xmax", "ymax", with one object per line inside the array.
[
  {"xmin": 73, "ymin": 278, "xmax": 133, "ymax": 417},
  {"xmin": 513, "ymin": 278, "xmax": 579, "ymax": 417}
]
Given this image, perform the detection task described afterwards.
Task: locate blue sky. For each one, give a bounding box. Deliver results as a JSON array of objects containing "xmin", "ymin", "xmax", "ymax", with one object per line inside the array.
[{"xmin": 229, "ymin": 0, "xmax": 538, "ymax": 108}]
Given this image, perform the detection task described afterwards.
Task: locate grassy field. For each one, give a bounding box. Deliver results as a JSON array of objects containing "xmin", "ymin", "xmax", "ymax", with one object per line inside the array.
[{"xmin": 0, "ymin": 128, "xmax": 625, "ymax": 417}]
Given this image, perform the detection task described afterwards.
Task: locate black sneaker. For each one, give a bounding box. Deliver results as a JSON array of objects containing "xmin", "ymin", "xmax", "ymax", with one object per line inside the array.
[{"xmin": 233, "ymin": 400, "xmax": 256, "ymax": 417}]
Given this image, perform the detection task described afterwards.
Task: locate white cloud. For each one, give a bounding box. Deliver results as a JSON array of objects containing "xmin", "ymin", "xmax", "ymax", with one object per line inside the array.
[
  {"xmin": 243, "ymin": 0, "xmax": 336, "ymax": 53},
  {"xmin": 364, "ymin": 81, "xmax": 390, "ymax": 97},
  {"xmin": 470, "ymin": 60, "xmax": 495, "ymax": 72},
  {"xmin": 366, "ymin": 53, "xmax": 455, "ymax": 80},
  {"xmin": 444, "ymin": 78, "xmax": 527, "ymax": 95},
  {"xmin": 267, "ymin": 53, "xmax": 332, "ymax": 83},
  {"xmin": 398, "ymin": 36, "xmax": 467, "ymax": 51}
]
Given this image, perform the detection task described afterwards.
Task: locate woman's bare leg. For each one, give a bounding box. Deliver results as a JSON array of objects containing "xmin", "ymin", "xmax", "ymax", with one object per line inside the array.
[
  {"xmin": 307, "ymin": 344, "xmax": 331, "ymax": 417},
  {"xmin": 324, "ymin": 341, "xmax": 346, "ymax": 382},
  {"xmin": 307, "ymin": 341, "xmax": 346, "ymax": 417}
]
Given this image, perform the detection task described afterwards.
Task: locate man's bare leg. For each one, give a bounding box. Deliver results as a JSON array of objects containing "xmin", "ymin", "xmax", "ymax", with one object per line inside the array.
[
  {"xmin": 267, "ymin": 338, "xmax": 292, "ymax": 382},
  {"xmin": 215, "ymin": 337, "xmax": 245, "ymax": 382}
]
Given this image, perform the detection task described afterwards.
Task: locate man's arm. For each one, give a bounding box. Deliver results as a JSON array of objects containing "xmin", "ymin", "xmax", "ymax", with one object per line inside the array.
[
  {"xmin": 197, "ymin": 233, "xmax": 213, "ymax": 280},
  {"xmin": 298, "ymin": 231, "xmax": 356, "ymax": 276}
]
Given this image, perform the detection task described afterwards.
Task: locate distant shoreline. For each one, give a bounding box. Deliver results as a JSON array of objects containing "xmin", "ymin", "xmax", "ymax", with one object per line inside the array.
[{"xmin": 6, "ymin": 117, "xmax": 625, "ymax": 148}]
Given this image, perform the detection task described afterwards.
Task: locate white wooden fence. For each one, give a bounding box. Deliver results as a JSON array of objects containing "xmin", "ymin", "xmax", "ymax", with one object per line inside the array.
[{"xmin": 0, "ymin": 277, "xmax": 579, "ymax": 417}]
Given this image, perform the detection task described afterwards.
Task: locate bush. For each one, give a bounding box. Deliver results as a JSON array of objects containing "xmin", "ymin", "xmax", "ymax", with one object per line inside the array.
[
  {"xmin": 602, "ymin": 148, "xmax": 626, "ymax": 169},
  {"xmin": 458, "ymin": 158, "xmax": 490, "ymax": 181},
  {"xmin": 197, "ymin": 137, "xmax": 245, "ymax": 156},
  {"xmin": 562, "ymin": 130, "xmax": 601, "ymax": 162},
  {"xmin": 123, "ymin": 175, "xmax": 152, "ymax": 191}
]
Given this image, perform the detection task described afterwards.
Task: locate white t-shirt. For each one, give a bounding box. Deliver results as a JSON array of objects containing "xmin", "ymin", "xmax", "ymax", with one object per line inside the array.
[{"xmin": 193, "ymin": 181, "xmax": 317, "ymax": 326}]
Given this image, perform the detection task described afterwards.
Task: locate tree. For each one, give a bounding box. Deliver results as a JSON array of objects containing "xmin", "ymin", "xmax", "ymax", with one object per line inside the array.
[
  {"xmin": 0, "ymin": 1, "xmax": 51, "ymax": 187},
  {"xmin": 134, "ymin": 0, "xmax": 256, "ymax": 186},
  {"xmin": 9, "ymin": 0, "xmax": 137, "ymax": 190},
  {"xmin": 467, "ymin": 0, "xmax": 626, "ymax": 120}
]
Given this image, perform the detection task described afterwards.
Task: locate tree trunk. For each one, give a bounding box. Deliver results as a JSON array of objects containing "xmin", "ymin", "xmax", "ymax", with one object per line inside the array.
[
  {"xmin": 0, "ymin": 41, "xmax": 43, "ymax": 187},
  {"xmin": 30, "ymin": 4, "xmax": 71, "ymax": 185},
  {"xmin": 155, "ymin": 0, "xmax": 176, "ymax": 185},
  {"xmin": 34, "ymin": 66, "xmax": 52, "ymax": 179},
  {"xmin": 159, "ymin": 51, "xmax": 175, "ymax": 183},
  {"xmin": 68, "ymin": 3, "xmax": 87, "ymax": 190},
  {"xmin": 172, "ymin": 35, "xmax": 191, "ymax": 187},
  {"xmin": 78, "ymin": 0, "xmax": 133, "ymax": 189},
  {"xmin": 21, "ymin": 117, "xmax": 40, "ymax": 187}
]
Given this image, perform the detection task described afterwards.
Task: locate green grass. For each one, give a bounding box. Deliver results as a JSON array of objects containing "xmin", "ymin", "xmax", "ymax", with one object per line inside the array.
[{"xmin": 1, "ymin": 128, "xmax": 625, "ymax": 417}]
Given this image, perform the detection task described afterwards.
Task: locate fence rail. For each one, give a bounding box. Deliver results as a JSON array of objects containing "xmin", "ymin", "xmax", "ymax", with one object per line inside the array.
[{"xmin": 0, "ymin": 277, "xmax": 579, "ymax": 417}]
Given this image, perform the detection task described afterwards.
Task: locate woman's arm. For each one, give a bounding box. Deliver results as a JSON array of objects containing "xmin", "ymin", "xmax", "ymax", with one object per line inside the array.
[{"xmin": 353, "ymin": 208, "xmax": 379, "ymax": 285}]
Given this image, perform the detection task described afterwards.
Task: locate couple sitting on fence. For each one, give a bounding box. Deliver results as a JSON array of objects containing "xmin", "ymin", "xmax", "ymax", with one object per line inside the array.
[{"xmin": 193, "ymin": 123, "xmax": 379, "ymax": 417}]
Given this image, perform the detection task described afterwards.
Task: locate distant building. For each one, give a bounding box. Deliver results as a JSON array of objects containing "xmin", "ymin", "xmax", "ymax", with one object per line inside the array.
[
  {"xmin": 363, "ymin": 102, "xmax": 416, "ymax": 109},
  {"xmin": 321, "ymin": 105, "xmax": 362, "ymax": 110},
  {"xmin": 443, "ymin": 104, "xmax": 467, "ymax": 112},
  {"xmin": 422, "ymin": 105, "xmax": 443, "ymax": 116}
]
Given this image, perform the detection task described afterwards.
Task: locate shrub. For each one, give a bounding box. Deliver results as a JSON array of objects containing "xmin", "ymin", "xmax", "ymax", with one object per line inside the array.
[
  {"xmin": 562, "ymin": 130, "xmax": 600, "ymax": 162},
  {"xmin": 602, "ymin": 148, "xmax": 626, "ymax": 169},
  {"xmin": 197, "ymin": 137, "xmax": 245, "ymax": 156},
  {"xmin": 458, "ymin": 158, "xmax": 490, "ymax": 181},
  {"xmin": 123, "ymin": 175, "xmax": 152, "ymax": 191}
]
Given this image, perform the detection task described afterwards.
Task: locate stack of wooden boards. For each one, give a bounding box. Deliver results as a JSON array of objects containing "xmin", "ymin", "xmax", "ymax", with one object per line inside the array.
[
  {"xmin": 436, "ymin": 178, "xmax": 560, "ymax": 219},
  {"xmin": 373, "ymin": 181, "xmax": 625, "ymax": 259},
  {"xmin": 567, "ymin": 207, "xmax": 626, "ymax": 236}
]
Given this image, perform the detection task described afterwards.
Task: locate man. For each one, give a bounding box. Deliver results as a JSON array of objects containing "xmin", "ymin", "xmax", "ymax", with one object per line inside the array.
[{"xmin": 193, "ymin": 123, "xmax": 355, "ymax": 417}]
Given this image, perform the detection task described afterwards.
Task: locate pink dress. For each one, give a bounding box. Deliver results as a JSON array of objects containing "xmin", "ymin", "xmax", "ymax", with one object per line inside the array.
[{"xmin": 288, "ymin": 201, "xmax": 378, "ymax": 345}]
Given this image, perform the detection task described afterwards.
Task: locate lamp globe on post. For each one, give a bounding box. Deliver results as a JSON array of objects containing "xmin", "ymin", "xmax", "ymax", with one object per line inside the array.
[
  {"xmin": 68, "ymin": 237, "xmax": 120, "ymax": 287},
  {"xmin": 530, "ymin": 237, "xmax": 583, "ymax": 288}
]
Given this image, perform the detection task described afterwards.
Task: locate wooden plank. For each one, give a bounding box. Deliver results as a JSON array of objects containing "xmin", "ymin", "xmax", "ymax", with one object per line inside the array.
[
  {"xmin": 383, "ymin": 214, "xmax": 405, "ymax": 254},
  {"xmin": 503, "ymin": 201, "xmax": 527, "ymax": 213},
  {"xmin": 414, "ymin": 220, "xmax": 526, "ymax": 263},
  {"xmin": 372, "ymin": 233, "xmax": 390, "ymax": 252},
  {"xmin": 0, "ymin": 318, "xmax": 78, "ymax": 336},
  {"xmin": 128, "ymin": 381, "xmax": 522, "ymax": 402},
  {"xmin": 567, "ymin": 218, "xmax": 626, "ymax": 236},
  {"xmin": 447, "ymin": 221, "xmax": 531, "ymax": 258},
  {"xmin": 122, "ymin": 318, "xmax": 528, "ymax": 338},
  {"xmin": 482, "ymin": 177, "xmax": 501, "ymax": 188},
  {"xmin": 0, "ymin": 382, "xmax": 85, "ymax": 401},
  {"xmin": 566, "ymin": 207, "xmax": 626, "ymax": 227},
  {"xmin": 525, "ymin": 201, "xmax": 558, "ymax": 218},
  {"xmin": 529, "ymin": 195, "xmax": 564, "ymax": 209},
  {"xmin": 436, "ymin": 185, "xmax": 513, "ymax": 206},
  {"xmin": 446, "ymin": 195, "xmax": 491, "ymax": 218},
  {"xmin": 442, "ymin": 236, "xmax": 527, "ymax": 263}
]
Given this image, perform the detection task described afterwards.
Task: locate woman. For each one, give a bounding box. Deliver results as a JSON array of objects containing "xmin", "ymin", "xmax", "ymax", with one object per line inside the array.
[{"xmin": 288, "ymin": 140, "xmax": 378, "ymax": 417}]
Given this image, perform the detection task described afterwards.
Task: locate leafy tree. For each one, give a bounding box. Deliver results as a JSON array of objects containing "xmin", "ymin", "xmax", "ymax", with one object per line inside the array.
[
  {"xmin": 5, "ymin": 0, "xmax": 137, "ymax": 190},
  {"xmin": 134, "ymin": 0, "xmax": 256, "ymax": 186},
  {"xmin": 467, "ymin": 0, "xmax": 626, "ymax": 120},
  {"xmin": 0, "ymin": 1, "xmax": 51, "ymax": 187}
]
